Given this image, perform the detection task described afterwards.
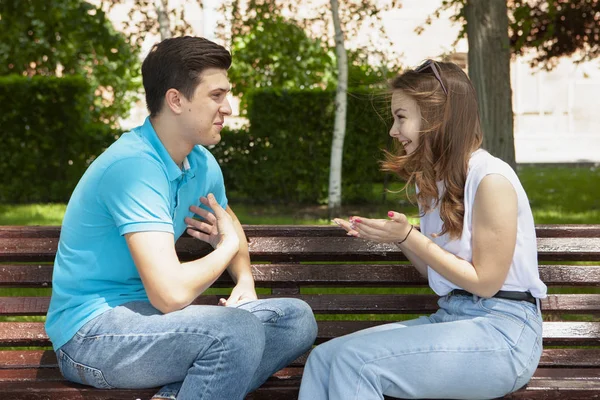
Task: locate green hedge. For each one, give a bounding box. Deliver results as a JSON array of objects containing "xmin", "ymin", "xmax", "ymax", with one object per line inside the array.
[
  {"xmin": 0, "ymin": 75, "xmax": 117, "ymax": 203},
  {"xmin": 212, "ymin": 88, "xmax": 392, "ymax": 204}
]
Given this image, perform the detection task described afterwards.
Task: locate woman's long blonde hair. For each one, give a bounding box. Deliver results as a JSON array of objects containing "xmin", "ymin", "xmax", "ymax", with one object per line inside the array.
[{"xmin": 382, "ymin": 61, "xmax": 483, "ymax": 239}]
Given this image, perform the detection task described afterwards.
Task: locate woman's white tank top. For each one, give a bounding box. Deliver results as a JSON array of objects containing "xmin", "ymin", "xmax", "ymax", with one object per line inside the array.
[{"xmin": 419, "ymin": 149, "xmax": 547, "ymax": 298}]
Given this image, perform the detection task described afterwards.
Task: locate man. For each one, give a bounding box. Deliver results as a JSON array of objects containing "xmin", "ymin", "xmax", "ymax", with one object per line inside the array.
[{"xmin": 45, "ymin": 36, "xmax": 317, "ymax": 400}]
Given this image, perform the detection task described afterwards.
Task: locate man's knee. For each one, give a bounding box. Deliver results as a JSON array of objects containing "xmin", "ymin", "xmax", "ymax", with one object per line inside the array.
[
  {"xmin": 277, "ymin": 298, "xmax": 318, "ymax": 348},
  {"xmin": 224, "ymin": 307, "xmax": 266, "ymax": 350}
]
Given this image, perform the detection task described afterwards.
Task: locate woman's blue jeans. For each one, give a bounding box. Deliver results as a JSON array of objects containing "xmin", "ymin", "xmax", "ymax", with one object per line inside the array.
[
  {"xmin": 299, "ymin": 293, "xmax": 543, "ymax": 400},
  {"xmin": 57, "ymin": 298, "xmax": 317, "ymax": 400}
]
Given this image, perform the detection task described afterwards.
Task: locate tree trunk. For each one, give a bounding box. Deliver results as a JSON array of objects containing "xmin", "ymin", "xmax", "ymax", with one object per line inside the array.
[
  {"xmin": 328, "ymin": 0, "xmax": 348, "ymax": 219},
  {"xmin": 155, "ymin": 0, "xmax": 171, "ymax": 40},
  {"xmin": 465, "ymin": 0, "xmax": 516, "ymax": 169}
]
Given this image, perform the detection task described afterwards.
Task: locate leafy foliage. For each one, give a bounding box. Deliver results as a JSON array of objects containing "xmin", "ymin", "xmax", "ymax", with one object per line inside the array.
[
  {"xmin": 211, "ymin": 88, "xmax": 392, "ymax": 204},
  {"xmin": 417, "ymin": 0, "xmax": 600, "ymax": 70},
  {"xmin": 102, "ymin": 0, "xmax": 194, "ymax": 46},
  {"xmin": 220, "ymin": 0, "xmax": 402, "ymax": 97},
  {"xmin": 0, "ymin": 0, "xmax": 141, "ymax": 126},
  {"xmin": 228, "ymin": 17, "xmax": 337, "ymax": 113},
  {"xmin": 510, "ymin": 0, "xmax": 600, "ymax": 68},
  {"xmin": 0, "ymin": 75, "xmax": 119, "ymax": 203}
]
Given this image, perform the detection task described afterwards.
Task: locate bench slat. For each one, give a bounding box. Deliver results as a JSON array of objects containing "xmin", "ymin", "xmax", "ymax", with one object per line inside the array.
[
  {"xmin": 3, "ymin": 294, "xmax": 600, "ymax": 316},
  {"xmin": 0, "ymin": 379, "xmax": 301, "ymax": 400},
  {"xmin": 174, "ymin": 237, "xmax": 600, "ymax": 262},
  {"xmin": 2, "ymin": 236, "xmax": 599, "ymax": 262},
  {"xmin": 1, "ymin": 264, "xmax": 599, "ymax": 288},
  {"xmin": 3, "ymin": 225, "xmax": 600, "ymax": 238},
  {"xmin": 1, "ymin": 348, "xmax": 599, "ymax": 370},
  {"xmin": 0, "ymin": 368, "xmax": 598, "ymax": 400},
  {"xmin": 1, "ymin": 321, "xmax": 598, "ymax": 347}
]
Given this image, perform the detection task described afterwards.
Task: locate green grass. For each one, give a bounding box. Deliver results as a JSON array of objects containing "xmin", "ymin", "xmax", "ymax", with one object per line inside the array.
[
  {"xmin": 2, "ymin": 165, "xmax": 598, "ymax": 225},
  {"xmin": 0, "ymin": 203, "xmax": 66, "ymax": 226},
  {"xmin": 519, "ymin": 165, "xmax": 600, "ymax": 223}
]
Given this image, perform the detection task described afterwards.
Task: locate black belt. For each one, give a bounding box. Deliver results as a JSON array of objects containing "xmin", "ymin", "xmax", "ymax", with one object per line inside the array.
[{"xmin": 449, "ymin": 289, "xmax": 537, "ymax": 305}]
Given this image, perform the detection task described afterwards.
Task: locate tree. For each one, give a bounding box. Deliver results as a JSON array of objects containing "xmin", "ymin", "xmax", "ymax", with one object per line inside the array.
[
  {"xmin": 510, "ymin": 0, "xmax": 600, "ymax": 69},
  {"xmin": 220, "ymin": 0, "xmax": 400, "ymax": 215},
  {"xmin": 465, "ymin": 0, "xmax": 515, "ymax": 168},
  {"xmin": 419, "ymin": 0, "xmax": 600, "ymax": 167},
  {"xmin": 328, "ymin": 0, "xmax": 348, "ymax": 217},
  {"xmin": 0, "ymin": 0, "xmax": 141, "ymax": 127},
  {"xmin": 155, "ymin": 0, "xmax": 172, "ymax": 40},
  {"xmin": 102, "ymin": 0, "xmax": 195, "ymax": 46}
]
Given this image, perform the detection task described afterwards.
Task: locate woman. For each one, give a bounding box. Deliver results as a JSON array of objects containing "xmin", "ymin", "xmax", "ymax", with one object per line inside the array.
[{"xmin": 298, "ymin": 60, "xmax": 547, "ymax": 400}]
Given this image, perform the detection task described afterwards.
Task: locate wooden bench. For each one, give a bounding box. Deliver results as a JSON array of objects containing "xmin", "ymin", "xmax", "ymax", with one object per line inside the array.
[{"xmin": 1, "ymin": 224, "xmax": 599, "ymax": 399}]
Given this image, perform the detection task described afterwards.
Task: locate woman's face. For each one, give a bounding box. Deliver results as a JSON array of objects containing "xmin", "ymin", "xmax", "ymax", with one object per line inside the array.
[{"xmin": 389, "ymin": 90, "xmax": 421, "ymax": 155}]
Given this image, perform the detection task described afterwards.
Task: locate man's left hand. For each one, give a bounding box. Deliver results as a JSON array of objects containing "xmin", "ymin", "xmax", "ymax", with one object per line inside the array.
[{"xmin": 219, "ymin": 279, "xmax": 257, "ymax": 306}]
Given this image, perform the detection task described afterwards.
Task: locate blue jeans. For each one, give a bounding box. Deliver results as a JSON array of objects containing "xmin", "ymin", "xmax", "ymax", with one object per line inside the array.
[
  {"xmin": 298, "ymin": 293, "xmax": 543, "ymax": 400},
  {"xmin": 57, "ymin": 298, "xmax": 317, "ymax": 400}
]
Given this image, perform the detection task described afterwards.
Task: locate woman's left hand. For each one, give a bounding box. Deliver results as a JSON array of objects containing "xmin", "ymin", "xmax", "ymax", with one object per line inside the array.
[{"xmin": 333, "ymin": 211, "xmax": 412, "ymax": 243}]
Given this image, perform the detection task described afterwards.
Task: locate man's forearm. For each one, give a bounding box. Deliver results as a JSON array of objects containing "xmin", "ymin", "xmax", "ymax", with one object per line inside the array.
[{"xmin": 225, "ymin": 207, "xmax": 254, "ymax": 283}]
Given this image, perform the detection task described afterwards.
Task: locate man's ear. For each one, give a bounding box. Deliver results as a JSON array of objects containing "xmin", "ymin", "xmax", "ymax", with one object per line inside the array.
[{"xmin": 165, "ymin": 88, "xmax": 184, "ymax": 115}]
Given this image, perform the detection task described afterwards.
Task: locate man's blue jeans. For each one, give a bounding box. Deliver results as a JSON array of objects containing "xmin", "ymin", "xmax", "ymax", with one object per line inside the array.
[
  {"xmin": 299, "ymin": 293, "xmax": 543, "ymax": 400},
  {"xmin": 57, "ymin": 298, "xmax": 317, "ymax": 400}
]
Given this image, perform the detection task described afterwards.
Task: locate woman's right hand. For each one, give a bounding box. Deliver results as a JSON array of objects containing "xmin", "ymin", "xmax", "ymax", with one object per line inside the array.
[
  {"xmin": 333, "ymin": 211, "xmax": 412, "ymax": 243},
  {"xmin": 185, "ymin": 193, "xmax": 239, "ymax": 251}
]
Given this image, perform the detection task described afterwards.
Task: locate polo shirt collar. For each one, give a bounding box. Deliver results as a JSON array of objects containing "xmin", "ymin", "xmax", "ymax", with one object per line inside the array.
[{"xmin": 140, "ymin": 117, "xmax": 189, "ymax": 182}]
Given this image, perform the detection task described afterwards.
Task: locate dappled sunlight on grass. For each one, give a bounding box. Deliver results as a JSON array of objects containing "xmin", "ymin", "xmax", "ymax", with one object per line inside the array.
[
  {"xmin": 519, "ymin": 165, "xmax": 600, "ymax": 223},
  {"xmin": 533, "ymin": 208, "xmax": 600, "ymax": 224},
  {"xmin": 0, "ymin": 203, "xmax": 66, "ymax": 225},
  {"xmin": 0, "ymin": 166, "xmax": 598, "ymax": 225}
]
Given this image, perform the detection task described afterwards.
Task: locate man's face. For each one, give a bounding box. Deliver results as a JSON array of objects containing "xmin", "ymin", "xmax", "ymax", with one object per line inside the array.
[{"xmin": 180, "ymin": 68, "xmax": 232, "ymax": 147}]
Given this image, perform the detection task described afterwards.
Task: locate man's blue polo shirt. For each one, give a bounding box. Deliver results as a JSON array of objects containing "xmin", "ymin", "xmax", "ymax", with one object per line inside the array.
[{"xmin": 45, "ymin": 117, "xmax": 228, "ymax": 351}]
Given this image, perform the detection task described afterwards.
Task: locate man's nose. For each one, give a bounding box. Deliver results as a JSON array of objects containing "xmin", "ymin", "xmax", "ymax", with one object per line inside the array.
[{"xmin": 221, "ymin": 97, "xmax": 233, "ymax": 116}]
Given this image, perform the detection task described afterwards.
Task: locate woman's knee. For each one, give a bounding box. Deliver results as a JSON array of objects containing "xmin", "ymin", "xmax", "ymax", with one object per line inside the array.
[{"xmin": 305, "ymin": 335, "xmax": 346, "ymax": 371}]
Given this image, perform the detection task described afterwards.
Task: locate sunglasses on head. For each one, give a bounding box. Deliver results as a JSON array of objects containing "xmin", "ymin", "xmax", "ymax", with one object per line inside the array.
[{"xmin": 414, "ymin": 60, "xmax": 448, "ymax": 95}]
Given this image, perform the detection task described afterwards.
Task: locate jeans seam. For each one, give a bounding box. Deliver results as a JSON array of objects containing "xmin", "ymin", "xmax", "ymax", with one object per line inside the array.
[
  {"xmin": 243, "ymin": 306, "xmax": 284, "ymax": 323},
  {"xmin": 477, "ymin": 299, "xmax": 526, "ymax": 328},
  {"xmin": 70, "ymin": 330, "xmax": 228, "ymax": 397},
  {"xmin": 196, "ymin": 335, "xmax": 225, "ymax": 400},
  {"xmin": 76, "ymin": 331, "xmax": 224, "ymax": 341},
  {"xmin": 352, "ymin": 347, "xmax": 511, "ymax": 400},
  {"xmin": 511, "ymin": 313, "xmax": 543, "ymax": 392}
]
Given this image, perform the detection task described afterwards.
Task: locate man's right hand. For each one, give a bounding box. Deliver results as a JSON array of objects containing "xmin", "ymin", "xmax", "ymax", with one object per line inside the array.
[
  {"xmin": 185, "ymin": 193, "xmax": 239, "ymax": 251},
  {"xmin": 126, "ymin": 193, "xmax": 241, "ymax": 313}
]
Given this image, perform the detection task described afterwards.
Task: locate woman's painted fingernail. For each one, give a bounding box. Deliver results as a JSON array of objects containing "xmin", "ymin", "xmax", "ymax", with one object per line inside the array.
[
  {"xmin": 354, "ymin": 218, "xmax": 362, "ymax": 223},
  {"xmin": 388, "ymin": 211, "xmax": 394, "ymax": 218}
]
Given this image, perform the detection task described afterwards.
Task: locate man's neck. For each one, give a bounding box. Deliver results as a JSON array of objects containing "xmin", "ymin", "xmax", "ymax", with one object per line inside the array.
[{"xmin": 149, "ymin": 115, "xmax": 193, "ymax": 166}]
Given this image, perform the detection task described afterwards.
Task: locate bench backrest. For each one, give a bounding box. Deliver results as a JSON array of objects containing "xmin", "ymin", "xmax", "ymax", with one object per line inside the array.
[{"xmin": 1, "ymin": 225, "xmax": 599, "ymax": 351}]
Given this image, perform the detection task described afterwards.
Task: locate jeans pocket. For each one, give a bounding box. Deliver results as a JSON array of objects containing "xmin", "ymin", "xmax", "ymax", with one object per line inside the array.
[
  {"xmin": 57, "ymin": 349, "xmax": 114, "ymax": 389},
  {"xmin": 478, "ymin": 298, "xmax": 526, "ymax": 328},
  {"xmin": 231, "ymin": 300, "xmax": 284, "ymax": 323}
]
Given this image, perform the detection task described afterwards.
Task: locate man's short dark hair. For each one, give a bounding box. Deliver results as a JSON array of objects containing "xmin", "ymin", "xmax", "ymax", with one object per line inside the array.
[{"xmin": 142, "ymin": 36, "xmax": 232, "ymax": 117}]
